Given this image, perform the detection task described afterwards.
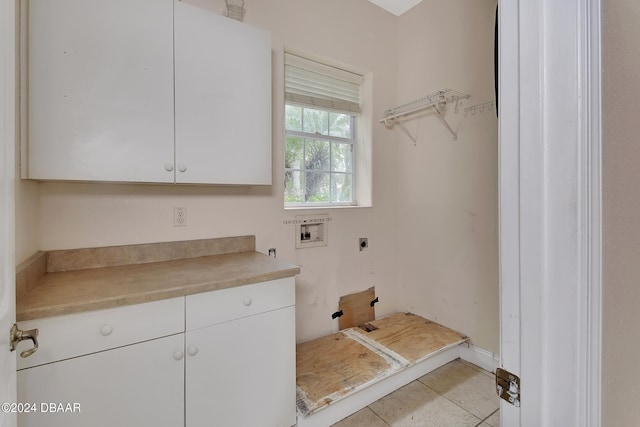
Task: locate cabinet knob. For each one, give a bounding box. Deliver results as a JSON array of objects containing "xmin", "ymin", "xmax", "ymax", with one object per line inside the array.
[
  {"xmin": 100, "ymin": 324, "xmax": 113, "ymax": 336},
  {"xmin": 243, "ymin": 297, "xmax": 252, "ymax": 306},
  {"xmin": 173, "ymin": 351, "xmax": 184, "ymax": 361},
  {"xmin": 165, "ymin": 163, "xmax": 174, "ymax": 172},
  {"xmin": 178, "ymin": 164, "xmax": 187, "ymax": 173},
  {"xmin": 187, "ymin": 346, "xmax": 199, "ymax": 357}
]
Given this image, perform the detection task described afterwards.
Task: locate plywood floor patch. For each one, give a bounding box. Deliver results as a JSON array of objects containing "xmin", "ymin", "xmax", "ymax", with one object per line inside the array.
[
  {"xmin": 351, "ymin": 312, "xmax": 469, "ymax": 363},
  {"xmin": 296, "ymin": 313, "xmax": 469, "ymax": 418},
  {"xmin": 341, "ymin": 328, "xmax": 408, "ymax": 368},
  {"xmin": 296, "ymin": 332, "xmax": 397, "ymax": 415}
]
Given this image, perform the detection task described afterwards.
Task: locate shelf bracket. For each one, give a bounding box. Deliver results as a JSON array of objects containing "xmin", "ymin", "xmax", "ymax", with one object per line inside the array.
[
  {"xmin": 433, "ymin": 105, "xmax": 458, "ymax": 140},
  {"xmin": 395, "ymin": 118, "xmax": 418, "ymax": 146}
]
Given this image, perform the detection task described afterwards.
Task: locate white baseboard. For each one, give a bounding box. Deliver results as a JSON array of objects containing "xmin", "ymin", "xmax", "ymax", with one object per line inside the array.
[{"xmin": 459, "ymin": 343, "xmax": 500, "ymax": 373}]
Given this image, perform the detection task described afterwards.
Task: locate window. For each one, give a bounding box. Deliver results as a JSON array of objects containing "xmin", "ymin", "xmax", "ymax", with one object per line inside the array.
[
  {"xmin": 284, "ymin": 106, "xmax": 354, "ymax": 205},
  {"xmin": 284, "ymin": 52, "xmax": 365, "ymax": 208}
]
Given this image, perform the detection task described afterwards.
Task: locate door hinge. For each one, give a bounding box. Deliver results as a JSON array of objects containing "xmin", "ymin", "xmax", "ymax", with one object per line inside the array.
[{"xmin": 496, "ymin": 368, "xmax": 520, "ymax": 407}]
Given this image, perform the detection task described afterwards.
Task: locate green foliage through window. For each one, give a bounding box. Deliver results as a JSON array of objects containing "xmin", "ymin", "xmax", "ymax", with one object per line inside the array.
[{"xmin": 285, "ymin": 105, "xmax": 354, "ymax": 205}]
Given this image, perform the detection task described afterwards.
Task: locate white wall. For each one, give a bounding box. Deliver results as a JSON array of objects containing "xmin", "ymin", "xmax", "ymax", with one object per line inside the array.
[
  {"xmin": 14, "ymin": 178, "xmax": 38, "ymax": 265},
  {"xmin": 14, "ymin": 0, "xmax": 499, "ymax": 349},
  {"xmin": 395, "ymin": 0, "xmax": 499, "ymax": 354},
  {"xmin": 15, "ymin": 1, "xmax": 39, "ymax": 264},
  {"xmin": 603, "ymin": 0, "xmax": 640, "ymax": 424}
]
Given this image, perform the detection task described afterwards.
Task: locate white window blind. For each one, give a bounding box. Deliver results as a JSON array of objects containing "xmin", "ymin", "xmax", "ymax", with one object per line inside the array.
[{"xmin": 284, "ymin": 52, "xmax": 363, "ymax": 115}]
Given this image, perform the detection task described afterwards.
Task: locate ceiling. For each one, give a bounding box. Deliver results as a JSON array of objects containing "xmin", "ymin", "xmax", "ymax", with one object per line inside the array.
[{"xmin": 367, "ymin": 0, "xmax": 423, "ymax": 16}]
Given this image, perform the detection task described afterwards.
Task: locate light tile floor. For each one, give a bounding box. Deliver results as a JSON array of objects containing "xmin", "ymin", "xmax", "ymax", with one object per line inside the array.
[{"xmin": 332, "ymin": 359, "xmax": 500, "ymax": 427}]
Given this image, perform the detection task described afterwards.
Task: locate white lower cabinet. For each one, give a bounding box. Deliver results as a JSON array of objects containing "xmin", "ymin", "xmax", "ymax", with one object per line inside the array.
[
  {"xmin": 186, "ymin": 307, "xmax": 296, "ymax": 427},
  {"xmin": 16, "ymin": 278, "xmax": 296, "ymax": 427},
  {"xmin": 185, "ymin": 277, "xmax": 296, "ymax": 427},
  {"xmin": 17, "ymin": 334, "xmax": 185, "ymax": 427}
]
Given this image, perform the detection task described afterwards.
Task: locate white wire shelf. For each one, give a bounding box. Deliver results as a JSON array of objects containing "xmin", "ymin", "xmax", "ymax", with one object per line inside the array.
[{"xmin": 380, "ymin": 89, "xmax": 470, "ymax": 142}]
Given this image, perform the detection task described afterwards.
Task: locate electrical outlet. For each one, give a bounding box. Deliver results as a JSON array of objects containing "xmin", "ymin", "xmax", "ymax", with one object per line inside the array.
[
  {"xmin": 359, "ymin": 238, "xmax": 368, "ymax": 251},
  {"xmin": 174, "ymin": 207, "xmax": 187, "ymax": 227}
]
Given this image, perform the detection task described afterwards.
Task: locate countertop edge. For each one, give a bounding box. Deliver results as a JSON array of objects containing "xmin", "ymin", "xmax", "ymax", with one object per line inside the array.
[
  {"xmin": 16, "ymin": 266, "xmax": 300, "ymax": 322},
  {"xmin": 16, "ymin": 237, "xmax": 300, "ymax": 322}
]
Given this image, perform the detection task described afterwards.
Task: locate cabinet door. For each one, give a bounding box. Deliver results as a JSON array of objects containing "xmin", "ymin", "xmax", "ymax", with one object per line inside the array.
[
  {"xmin": 174, "ymin": 2, "xmax": 272, "ymax": 185},
  {"xmin": 186, "ymin": 307, "xmax": 296, "ymax": 427},
  {"xmin": 17, "ymin": 334, "xmax": 185, "ymax": 427},
  {"xmin": 27, "ymin": 0, "xmax": 175, "ymax": 182}
]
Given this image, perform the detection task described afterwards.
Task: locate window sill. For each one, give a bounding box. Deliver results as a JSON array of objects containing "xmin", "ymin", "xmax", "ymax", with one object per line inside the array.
[{"xmin": 284, "ymin": 204, "xmax": 372, "ymax": 211}]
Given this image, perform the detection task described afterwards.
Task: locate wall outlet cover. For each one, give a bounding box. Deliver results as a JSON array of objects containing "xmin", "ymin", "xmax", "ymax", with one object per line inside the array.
[
  {"xmin": 174, "ymin": 207, "xmax": 187, "ymax": 227},
  {"xmin": 359, "ymin": 238, "xmax": 368, "ymax": 251}
]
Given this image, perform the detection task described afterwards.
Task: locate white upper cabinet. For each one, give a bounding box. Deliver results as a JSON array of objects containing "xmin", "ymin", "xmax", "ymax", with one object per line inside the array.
[
  {"xmin": 174, "ymin": 2, "xmax": 272, "ymax": 185},
  {"xmin": 27, "ymin": 0, "xmax": 175, "ymax": 183},
  {"xmin": 25, "ymin": 0, "xmax": 272, "ymax": 185}
]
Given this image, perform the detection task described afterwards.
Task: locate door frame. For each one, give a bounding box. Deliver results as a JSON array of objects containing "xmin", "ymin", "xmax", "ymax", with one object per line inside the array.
[
  {"xmin": 498, "ymin": 0, "xmax": 602, "ymax": 425},
  {"xmin": 0, "ymin": 0, "xmax": 18, "ymax": 426}
]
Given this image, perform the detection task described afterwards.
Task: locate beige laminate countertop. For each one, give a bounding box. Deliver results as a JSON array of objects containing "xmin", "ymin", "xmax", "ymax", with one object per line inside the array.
[{"xmin": 16, "ymin": 238, "xmax": 300, "ymax": 321}]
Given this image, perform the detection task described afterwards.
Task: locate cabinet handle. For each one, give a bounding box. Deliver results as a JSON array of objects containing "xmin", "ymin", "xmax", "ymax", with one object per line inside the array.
[
  {"xmin": 187, "ymin": 346, "xmax": 199, "ymax": 357},
  {"xmin": 100, "ymin": 324, "xmax": 113, "ymax": 336},
  {"xmin": 173, "ymin": 351, "xmax": 184, "ymax": 361},
  {"xmin": 243, "ymin": 297, "xmax": 252, "ymax": 306},
  {"xmin": 178, "ymin": 165, "xmax": 187, "ymax": 173},
  {"xmin": 165, "ymin": 163, "xmax": 174, "ymax": 172},
  {"xmin": 9, "ymin": 324, "xmax": 39, "ymax": 358}
]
